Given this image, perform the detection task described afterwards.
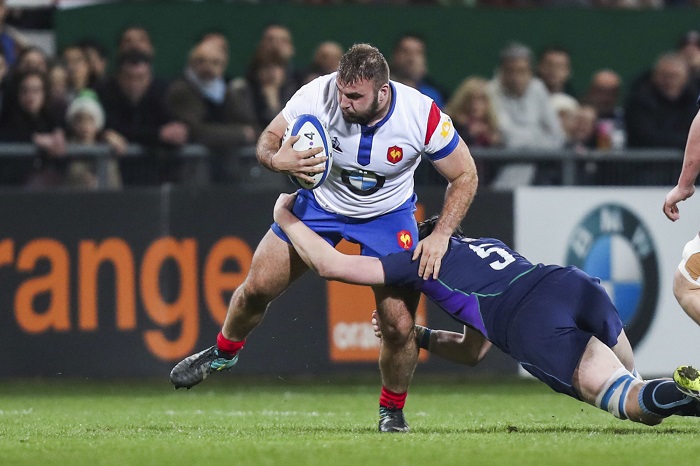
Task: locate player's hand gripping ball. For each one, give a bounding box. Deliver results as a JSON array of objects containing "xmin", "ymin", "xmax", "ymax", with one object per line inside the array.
[{"xmin": 282, "ymin": 114, "xmax": 333, "ymax": 190}]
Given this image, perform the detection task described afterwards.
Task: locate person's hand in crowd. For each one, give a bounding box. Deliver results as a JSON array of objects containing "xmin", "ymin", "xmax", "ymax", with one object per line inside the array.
[
  {"xmin": 33, "ymin": 129, "xmax": 66, "ymax": 157},
  {"xmin": 102, "ymin": 129, "xmax": 129, "ymax": 156},
  {"xmin": 159, "ymin": 121, "xmax": 189, "ymax": 146}
]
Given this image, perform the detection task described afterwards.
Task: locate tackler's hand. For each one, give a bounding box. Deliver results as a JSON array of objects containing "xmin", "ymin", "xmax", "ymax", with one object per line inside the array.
[{"xmin": 272, "ymin": 192, "xmax": 299, "ymax": 224}]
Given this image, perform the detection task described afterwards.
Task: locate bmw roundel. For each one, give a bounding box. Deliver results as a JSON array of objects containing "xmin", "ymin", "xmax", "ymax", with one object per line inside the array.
[
  {"xmin": 565, "ymin": 204, "xmax": 658, "ymax": 347},
  {"xmin": 340, "ymin": 169, "xmax": 386, "ymax": 196}
]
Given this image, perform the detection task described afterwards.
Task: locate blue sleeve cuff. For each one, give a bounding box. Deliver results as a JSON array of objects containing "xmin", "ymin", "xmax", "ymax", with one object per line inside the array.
[{"xmin": 427, "ymin": 132, "xmax": 459, "ymax": 161}]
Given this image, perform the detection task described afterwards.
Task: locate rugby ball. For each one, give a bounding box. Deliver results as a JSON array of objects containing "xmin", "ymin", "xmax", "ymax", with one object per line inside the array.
[{"xmin": 281, "ymin": 114, "xmax": 333, "ymax": 190}]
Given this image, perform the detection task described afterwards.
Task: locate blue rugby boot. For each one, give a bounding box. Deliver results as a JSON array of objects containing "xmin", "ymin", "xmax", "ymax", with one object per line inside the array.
[{"xmin": 170, "ymin": 346, "xmax": 238, "ymax": 389}]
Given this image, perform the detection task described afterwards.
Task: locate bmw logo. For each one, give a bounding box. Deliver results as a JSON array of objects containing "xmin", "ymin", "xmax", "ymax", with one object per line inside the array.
[
  {"xmin": 565, "ymin": 204, "xmax": 658, "ymax": 347},
  {"xmin": 340, "ymin": 169, "xmax": 386, "ymax": 196}
]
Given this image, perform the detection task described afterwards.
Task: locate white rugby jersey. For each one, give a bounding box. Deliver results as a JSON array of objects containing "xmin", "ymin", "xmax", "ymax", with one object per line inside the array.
[{"xmin": 282, "ymin": 73, "xmax": 459, "ymax": 218}]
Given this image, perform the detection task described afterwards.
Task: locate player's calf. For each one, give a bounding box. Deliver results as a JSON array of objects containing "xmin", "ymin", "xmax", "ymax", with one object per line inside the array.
[{"xmin": 594, "ymin": 367, "xmax": 644, "ymax": 421}]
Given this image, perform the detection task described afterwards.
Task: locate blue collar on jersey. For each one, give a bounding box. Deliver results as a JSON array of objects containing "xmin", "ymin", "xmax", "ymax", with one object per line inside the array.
[
  {"xmin": 361, "ymin": 82, "xmax": 397, "ymax": 132},
  {"xmin": 356, "ymin": 83, "xmax": 397, "ymax": 166}
]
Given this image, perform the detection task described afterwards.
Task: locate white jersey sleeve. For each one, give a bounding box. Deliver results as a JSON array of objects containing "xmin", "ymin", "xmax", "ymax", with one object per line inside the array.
[
  {"xmin": 282, "ymin": 74, "xmax": 335, "ymax": 124},
  {"xmin": 423, "ymin": 101, "xmax": 460, "ymax": 161}
]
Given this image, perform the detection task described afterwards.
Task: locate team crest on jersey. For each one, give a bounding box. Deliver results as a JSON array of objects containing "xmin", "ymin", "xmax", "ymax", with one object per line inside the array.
[
  {"xmin": 565, "ymin": 204, "xmax": 658, "ymax": 348},
  {"xmin": 397, "ymin": 230, "xmax": 413, "ymax": 250},
  {"xmin": 387, "ymin": 146, "xmax": 403, "ymax": 164},
  {"xmin": 332, "ymin": 136, "xmax": 343, "ymax": 153}
]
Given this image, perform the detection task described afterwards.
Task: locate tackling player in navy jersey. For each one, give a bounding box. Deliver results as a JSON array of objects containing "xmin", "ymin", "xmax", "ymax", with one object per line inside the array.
[
  {"xmin": 274, "ymin": 192, "xmax": 700, "ymax": 426},
  {"xmin": 170, "ymin": 44, "xmax": 478, "ymax": 433}
]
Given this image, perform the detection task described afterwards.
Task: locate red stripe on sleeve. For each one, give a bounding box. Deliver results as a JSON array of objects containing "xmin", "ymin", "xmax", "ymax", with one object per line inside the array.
[{"xmin": 424, "ymin": 101, "xmax": 441, "ymax": 146}]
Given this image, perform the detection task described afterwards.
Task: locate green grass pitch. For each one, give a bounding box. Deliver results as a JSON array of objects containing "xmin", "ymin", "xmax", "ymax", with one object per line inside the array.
[{"xmin": 1, "ymin": 376, "xmax": 699, "ymax": 466}]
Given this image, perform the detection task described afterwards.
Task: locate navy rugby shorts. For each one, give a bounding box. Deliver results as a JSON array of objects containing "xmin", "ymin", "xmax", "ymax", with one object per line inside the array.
[{"xmin": 505, "ymin": 266, "xmax": 623, "ymax": 399}]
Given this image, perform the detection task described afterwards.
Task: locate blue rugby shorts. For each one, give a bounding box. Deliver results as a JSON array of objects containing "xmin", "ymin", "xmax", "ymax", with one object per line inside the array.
[{"xmin": 271, "ymin": 190, "xmax": 419, "ymax": 258}]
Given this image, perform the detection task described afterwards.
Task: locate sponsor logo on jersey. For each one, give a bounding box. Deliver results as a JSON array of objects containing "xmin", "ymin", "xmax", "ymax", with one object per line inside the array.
[
  {"xmin": 397, "ymin": 230, "xmax": 413, "ymax": 250},
  {"xmin": 332, "ymin": 136, "xmax": 343, "ymax": 153},
  {"xmin": 440, "ymin": 120, "xmax": 452, "ymax": 138},
  {"xmin": 340, "ymin": 169, "xmax": 386, "ymax": 196},
  {"xmin": 387, "ymin": 146, "xmax": 403, "ymax": 164},
  {"xmin": 565, "ymin": 204, "xmax": 658, "ymax": 348}
]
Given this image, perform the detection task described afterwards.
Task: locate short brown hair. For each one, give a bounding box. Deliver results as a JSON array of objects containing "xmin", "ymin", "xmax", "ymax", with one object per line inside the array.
[{"xmin": 337, "ymin": 43, "xmax": 389, "ymax": 91}]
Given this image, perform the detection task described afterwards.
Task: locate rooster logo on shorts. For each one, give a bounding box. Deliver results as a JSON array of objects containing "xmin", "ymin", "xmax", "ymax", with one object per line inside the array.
[{"xmin": 397, "ymin": 230, "xmax": 413, "ymax": 250}]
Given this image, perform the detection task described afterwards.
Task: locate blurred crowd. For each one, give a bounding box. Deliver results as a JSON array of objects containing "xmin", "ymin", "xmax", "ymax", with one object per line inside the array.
[{"xmin": 0, "ymin": 1, "xmax": 699, "ymax": 188}]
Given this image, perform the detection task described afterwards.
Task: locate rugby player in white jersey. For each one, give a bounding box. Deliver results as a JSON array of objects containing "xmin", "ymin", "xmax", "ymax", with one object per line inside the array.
[
  {"xmin": 663, "ymin": 103, "xmax": 700, "ymax": 395},
  {"xmin": 664, "ymin": 105, "xmax": 700, "ymax": 317},
  {"xmin": 170, "ymin": 43, "xmax": 479, "ymax": 432}
]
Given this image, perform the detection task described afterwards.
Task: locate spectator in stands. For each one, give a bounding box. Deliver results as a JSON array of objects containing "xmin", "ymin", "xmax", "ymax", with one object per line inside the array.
[
  {"xmin": 98, "ymin": 50, "xmax": 187, "ymax": 184},
  {"xmin": 488, "ymin": 43, "xmax": 565, "ymax": 187},
  {"xmin": 550, "ymin": 92, "xmax": 580, "ymax": 147},
  {"xmin": 623, "ymin": 53, "xmax": 697, "ymax": 185},
  {"xmin": 13, "ymin": 45, "xmax": 48, "ymax": 75},
  {"xmin": 0, "ymin": 70, "xmax": 65, "ymax": 187},
  {"xmin": 117, "ymin": 25, "xmax": 154, "ymax": 58},
  {"xmin": 582, "ymin": 69, "xmax": 626, "ymax": 150},
  {"xmin": 256, "ymin": 23, "xmax": 302, "ymax": 91},
  {"xmin": 166, "ymin": 38, "xmax": 257, "ymax": 183},
  {"xmin": 303, "ymin": 41, "xmax": 343, "ymax": 84},
  {"xmin": 47, "ymin": 62, "xmax": 68, "ymax": 117},
  {"xmin": 537, "ymin": 46, "xmax": 575, "ymax": 97},
  {"xmin": 625, "ymin": 52, "xmax": 697, "ymax": 149},
  {"xmin": 0, "ymin": 0, "xmax": 27, "ymax": 67},
  {"xmin": 64, "ymin": 95, "xmax": 125, "ymax": 189},
  {"xmin": 1, "ymin": 46, "xmax": 50, "ymax": 126},
  {"xmin": 390, "ymin": 33, "xmax": 445, "ymax": 108},
  {"xmin": 488, "ymin": 43, "xmax": 565, "ymax": 150},
  {"xmin": 677, "ymin": 30, "xmax": 700, "ymax": 89},
  {"xmin": 444, "ymin": 76, "xmax": 501, "ymax": 183},
  {"xmin": 571, "ymin": 104, "xmax": 598, "ymax": 151},
  {"xmin": 62, "ymin": 44, "xmax": 96, "ymax": 102},
  {"xmin": 444, "ymin": 76, "xmax": 501, "ymax": 148},
  {"xmin": 78, "ymin": 39, "xmax": 109, "ymax": 86},
  {"xmin": 233, "ymin": 47, "xmax": 296, "ymax": 130}
]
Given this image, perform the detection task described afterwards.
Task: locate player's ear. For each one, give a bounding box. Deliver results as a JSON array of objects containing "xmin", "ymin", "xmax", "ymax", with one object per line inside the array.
[{"xmin": 377, "ymin": 83, "xmax": 390, "ymax": 105}]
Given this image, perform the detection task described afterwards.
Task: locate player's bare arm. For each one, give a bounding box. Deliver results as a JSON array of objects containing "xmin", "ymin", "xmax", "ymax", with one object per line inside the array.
[
  {"xmin": 256, "ymin": 113, "xmax": 326, "ymax": 184},
  {"xmin": 664, "ymin": 110, "xmax": 700, "ymax": 221},
  {"xmin": 371, "ymin": 310, "xmax": 491, "ymax": 366},
  {"xmin": 414, "ymin": 137, "xmax": 478, "ymax": 279},
  {"xmin": 273, "ymin": 193, "xmax": 386, "ymax": 286}
]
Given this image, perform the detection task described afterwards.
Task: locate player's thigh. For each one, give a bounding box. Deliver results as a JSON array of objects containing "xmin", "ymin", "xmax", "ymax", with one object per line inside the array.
[
  {"xmin": 611, "ymin": 330, "xmax": 635, "ymax": 373},
  {"xmin": 673, "ymin": 268, "xmax": 700, "ymax": 322},
  {"xmin": 573, "ymin": 336, "xmax": 626, "ymax": 404},
  {"xmin": 243, "ymin": 229, "xmax": 309, "ymax": 300}
]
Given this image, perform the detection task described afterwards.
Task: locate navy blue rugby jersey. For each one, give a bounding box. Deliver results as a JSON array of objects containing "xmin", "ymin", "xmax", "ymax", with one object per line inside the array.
[{"xmin": 378, "ymin": 236, "xmax": 560, "ymax": 342}]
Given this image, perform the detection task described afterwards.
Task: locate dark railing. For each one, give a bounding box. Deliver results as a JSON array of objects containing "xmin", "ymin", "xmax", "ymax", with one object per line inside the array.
[{"xmin": 0, "ymin": 144, "xmax": 685, "ymax": 189}]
